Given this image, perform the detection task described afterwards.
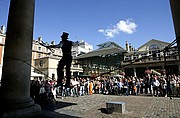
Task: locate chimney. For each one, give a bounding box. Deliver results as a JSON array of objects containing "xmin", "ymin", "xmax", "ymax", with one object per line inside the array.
[
  {"xmin": 38, "ymin": 36, "xmax": 42, "ymax": 42},
  {"xmin": 131, "ymin": 45, "xmax": 134, "ymax": 52},
  {"xmin": 129, "ymin": 43, "xmax": 132, "ymax": 52},
  {"xmin": 51, "ymin": 41, "xmax": 55, "ymax": 45},
  {"xmin": 133, "ymin": 47, "xmax": 136, "ymax": 51},
  {"xmin": 125, "ymin": 41, "xmax": 129, "ymax": 51},
  {"xmin": 1, "ymin": 25, "xmax": 5, "ymax": 34}
]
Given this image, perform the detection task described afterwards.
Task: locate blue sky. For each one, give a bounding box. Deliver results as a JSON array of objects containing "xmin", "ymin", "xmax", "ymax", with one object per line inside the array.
[{"xmin": 0, "ymin": 0, "xmax": 176, "ymax": 49}]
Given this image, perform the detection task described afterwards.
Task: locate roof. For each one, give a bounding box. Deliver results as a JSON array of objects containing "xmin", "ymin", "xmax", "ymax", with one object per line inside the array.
[
  {"xmin": 97, "ymin": 41, "xmax": 121, "ymax": 49},
  {"xmin": 74, "ymin": 46, "xmax": 126, "ymax": 60},
  {"xmin": 138, "ymin": 39, "xmax": 170, "ymax": 51}
]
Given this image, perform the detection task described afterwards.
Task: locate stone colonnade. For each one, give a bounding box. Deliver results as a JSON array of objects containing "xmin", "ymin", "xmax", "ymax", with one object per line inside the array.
[
  {"xmin": 0, "ymin": 0, "xmax": 41, "ymax": 117},
  {"xmin": 170, "ymin": 0, "xmax": 180, "ymax": 74}
]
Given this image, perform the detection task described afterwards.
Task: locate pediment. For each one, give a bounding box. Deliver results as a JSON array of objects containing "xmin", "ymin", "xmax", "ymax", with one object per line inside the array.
[{"xmin": 138, "ymin": 39, "xmax": 170, "ymax": 51}]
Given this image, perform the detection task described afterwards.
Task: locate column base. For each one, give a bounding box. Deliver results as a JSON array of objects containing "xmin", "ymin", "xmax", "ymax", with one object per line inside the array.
[{"xmin": 1, "ymin": 104, "xmax": 41, "ymax": 118}]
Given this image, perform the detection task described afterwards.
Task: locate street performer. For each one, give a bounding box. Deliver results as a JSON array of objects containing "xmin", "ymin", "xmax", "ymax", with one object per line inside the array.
[{"xmin": 46, "ymin": 32, "xmax": 78, "ymax": 88}]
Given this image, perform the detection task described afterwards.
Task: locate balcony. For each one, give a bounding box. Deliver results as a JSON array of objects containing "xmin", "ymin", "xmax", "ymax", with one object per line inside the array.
[{"xmin": 122, "ymin": 54, "xmax": 179, "ymax": 65}]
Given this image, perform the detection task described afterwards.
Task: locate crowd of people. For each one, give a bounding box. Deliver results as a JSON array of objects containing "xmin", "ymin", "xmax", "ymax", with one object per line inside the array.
[{"xmin": 30, "ymin": 74, "xmax": 180, "ymax": 104}]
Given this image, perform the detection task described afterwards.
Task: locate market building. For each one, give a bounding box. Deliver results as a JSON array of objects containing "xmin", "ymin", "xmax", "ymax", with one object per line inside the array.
[
  {"xmin": 75, "ymin": 39, "xmax": 179, "ymax": 78},
  {"xmin": 74, "ymin": 41, "xmax": 126, "ymax": 77},
  {"xmin": 122, "ymin": 39, "xmax": 179, "ymax": 77}
]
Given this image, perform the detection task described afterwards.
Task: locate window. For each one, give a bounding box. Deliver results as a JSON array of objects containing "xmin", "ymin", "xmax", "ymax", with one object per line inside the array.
[
  {"xmin": 40, "ymin": 60, "xmax": 43, "ymax": 67},
  {"xmin": 0, "ymin": 37, "xmax": 2, "ymax": 43},
  {"xmin": 149, "ymin": 44, "xmax": 159, "ymax": 50},
  {"xmin": 38, "ymin": 53, "xmax": 41, "ymax": 58},
  {"xmin": 73, "ymin": 64, "xmax": 78, "ymax": 68},
  {"xmin": 38, "ymin": 46, "xmax": 41, "ymax": 51}
]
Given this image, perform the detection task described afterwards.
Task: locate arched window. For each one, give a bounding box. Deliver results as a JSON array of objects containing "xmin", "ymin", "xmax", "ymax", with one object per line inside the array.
[{"xmin": 149, "ymin": 44, "xmax": 159, "ymax": 50}]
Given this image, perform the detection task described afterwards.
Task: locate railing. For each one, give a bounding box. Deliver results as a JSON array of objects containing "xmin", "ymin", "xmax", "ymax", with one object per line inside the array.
[{"xmin": 122, "ymin": 54, "xmax": 179, "ymax": 64}]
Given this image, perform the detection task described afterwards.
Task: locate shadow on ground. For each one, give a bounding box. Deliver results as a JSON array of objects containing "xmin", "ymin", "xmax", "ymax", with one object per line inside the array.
[
  {"xmin": 40, "ymin": 101, "xmax": 77, "ymax": 111},
  {"xmin": 98, "ymin": 108, "xmax": 108, "ymax": 114},
  {"xmin": 36, "ymin": 101, "xmax": 80, "ymax": 118}
]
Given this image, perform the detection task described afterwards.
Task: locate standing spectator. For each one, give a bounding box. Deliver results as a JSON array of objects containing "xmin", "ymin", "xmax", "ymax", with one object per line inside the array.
[
  {"xmin": 176, "ymin": 77, "xmax": 180, "ymax": 96},
  {"xmin": 34, "ymin": 80, "xmax": 40, "ymax": 103},
  {"xmin": 71, "ymin": 78, "xmax": 79, "ymax": 97},
  {"xmin": 117, "ymin": 78, "xmax": 123, "ymax": 95},
  {"xmin": 89, "ymin": 80, "xmax": 94, "ymax": 95},
  {"xmin": 144, "ymin": 76, "xmax": 148, "ymax": 94},
  {"xmin": 152, "ymin": 76, "xmax": 160, "ymax": 96},
  {"xmin": 140, "ymin": 78, "xmax": 144, "ymax": 94},
  {"xmin": 112, "ymin": 78, "xmax": 118, "ymax": 95},
  {"xmin": 94, "ymin": 79, "xmax": 99, "ymax": 94},
  {"xmin": 123, "ymin": 78, "xmax": 129, "ymax": 96},
  {"xmin": 84, "ymin": 78, "xmax": 90, "ymax": 95},
  {"xmin": 167, "ymin": 76, "xmax": 172, "ymax": 99},
  {"xmin": 147, "ymin": 75, "xmax": 152, "ymax": 94},
  {"xmin": 171, "ymin": 76, "xmax": 176, "ymax": 96},
  {"xmin": 159, "ymin": 77, "xmax": 166, "ymax": 97},
  {"xmin": 135, "ymin": 78, "xmax": 141, "ymax": 95},
  {"xmin": 30, "ymin": 80, "xmax": 36, "ymax": 99},
  {"xmin": 45, "ymin": 80, "xmax": 51, "ymax": 93},
  {"xmin": 79, "ymin": 78, "xmax": 85, "ymax": 96},
  {"xmin": 51, "ymin": 86, "xmax": 57, "ymax": 101},
  {"xmin": 128, "ymin": 78, "xmax": 133, "ymax": 95},
  {"xmin": 61, "ymin": 78, "xmax": 67, "ymax": 99}
]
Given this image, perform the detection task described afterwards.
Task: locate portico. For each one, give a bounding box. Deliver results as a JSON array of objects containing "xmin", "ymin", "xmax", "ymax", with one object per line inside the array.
[{"xmin": 0, "ymin": 0, "xmax": 41, "ymax": 117}]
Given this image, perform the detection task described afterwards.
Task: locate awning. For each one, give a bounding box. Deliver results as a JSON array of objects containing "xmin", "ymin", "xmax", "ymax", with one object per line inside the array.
[{"xmin": 31, "ymin": 71, "xmax": 44, "ymax": 77}]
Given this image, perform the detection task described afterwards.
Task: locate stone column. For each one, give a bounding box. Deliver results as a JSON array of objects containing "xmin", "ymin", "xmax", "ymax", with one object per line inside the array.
[
  {"xmin": 0, "ymin": 0, "xmax": 41, "ymax": 117},
  {"xmin": 170, "ymin": 0, "xmax": 180, "ymax": 74}
]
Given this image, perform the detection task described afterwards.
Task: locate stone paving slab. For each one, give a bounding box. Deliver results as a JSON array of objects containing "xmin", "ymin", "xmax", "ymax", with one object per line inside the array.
[{"xmin": 38, "ymin": 94, "xmax": 180, "ymax": 118}]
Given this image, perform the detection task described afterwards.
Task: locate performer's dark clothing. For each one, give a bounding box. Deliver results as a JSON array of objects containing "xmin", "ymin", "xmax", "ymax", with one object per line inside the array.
[
  {"xmin": 167, "ymin": 79, "xmax": 172, "ymax": 99},
  {"xmin": 57, "ymin": 40, "xmax": 73, "ymax": 87}
]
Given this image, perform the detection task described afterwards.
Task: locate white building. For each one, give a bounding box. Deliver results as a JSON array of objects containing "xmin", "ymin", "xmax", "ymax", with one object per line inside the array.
[
  {"xmin": 32, "ymin": 38, "xmax": 93, "ymax": 80},
  {"xmin": 72, "ymin": 40, "xmax": 93, "ymax": 57},
  {"xmin": 0, "ymin": 25, "xmax": 6, "ymax": 80}
]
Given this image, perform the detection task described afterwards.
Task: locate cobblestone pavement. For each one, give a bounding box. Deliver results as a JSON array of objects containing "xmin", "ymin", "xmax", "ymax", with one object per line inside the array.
[
  {"xmin": 39, "ymin": 94, "xmax": 180, "ymax": 118},
  {"xmin": 143, "ymin": 97, "xmax": 180, "ymax": 118}
]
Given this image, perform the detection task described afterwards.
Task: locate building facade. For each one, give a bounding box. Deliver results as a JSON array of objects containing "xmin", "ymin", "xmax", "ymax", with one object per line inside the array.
[
  {"xmin": 72, "ymin": 40, "xmax": 93, "ymax": 57},
  {"xmin": 1, "ymin": 24, "xmax": 179, "ymax": 79},
  {"xmin": 75, "ymin": 39, "xmax": 180, "ymax": 78},
  {"xmin": 75, "ymin": 41, "xmax": 126, "ymax": 77},
  {"xmin": 0, "ymin": 25, "xmax": 93, "ymax": 81},
  {"xmin": 0, "ymin": 25, "xmax": 6, "ymax": 80},
  {"xmin": 122, "ymin": 39, "xmax": 179, "ymax": 77},
  {"xmin": 31, "ymin": 37, "xmax": 93, "ymax": 80}
]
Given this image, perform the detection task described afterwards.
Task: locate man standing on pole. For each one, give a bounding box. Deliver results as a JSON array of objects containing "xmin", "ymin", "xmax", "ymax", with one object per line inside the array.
[{"xmin": 47, "ymin": 32, "xmax": 78, "ymax": 88}]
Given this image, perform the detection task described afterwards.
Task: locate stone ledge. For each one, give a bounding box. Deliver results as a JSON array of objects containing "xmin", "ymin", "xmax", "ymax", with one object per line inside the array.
[{"xmin": 106, "ymin": 101, "xmax": 125, "ymax": 114}]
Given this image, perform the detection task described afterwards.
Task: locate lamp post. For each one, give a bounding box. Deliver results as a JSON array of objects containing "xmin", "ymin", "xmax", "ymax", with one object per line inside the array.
[{"xmin": 164, "ymin": 48, "xmax": 167, "ymax": 76}]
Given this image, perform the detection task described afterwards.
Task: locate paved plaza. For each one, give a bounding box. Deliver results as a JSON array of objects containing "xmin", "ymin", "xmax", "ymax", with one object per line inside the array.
[{"xmin": 37, "ymin": 94, "xmax": 180, "ymax": 118}]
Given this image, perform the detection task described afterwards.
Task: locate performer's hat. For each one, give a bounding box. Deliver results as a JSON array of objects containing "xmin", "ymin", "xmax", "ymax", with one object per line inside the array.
[{"xmin": 61, "ymin": 32, "xmax": 69, "ymax": 39}]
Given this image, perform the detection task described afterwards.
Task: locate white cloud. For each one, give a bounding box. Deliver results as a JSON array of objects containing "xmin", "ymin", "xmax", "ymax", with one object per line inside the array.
[{"xmin": 98, "ymin": 19, "xmax": 137, "ymax": 38}]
